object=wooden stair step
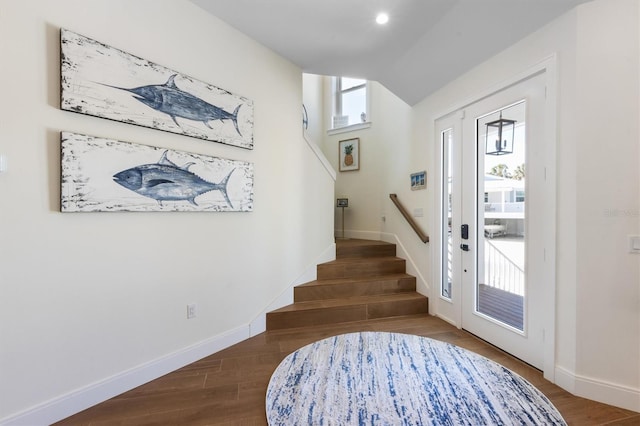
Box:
[294,274,416,302]
[317,256,406,280]
[265,239,428,332]
[335,239,397,258]
[266,293,428,330]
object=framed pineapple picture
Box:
[339,138,360,172]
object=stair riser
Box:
[368,297,428,320]
[294,277,416,302]
[337,244,396,258]
[266,298,428,331]
[265,240,429,332]
[267,305,367,330]
[317,259,406,280]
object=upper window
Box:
[332,77,369,129]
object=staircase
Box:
[266,239,429,330]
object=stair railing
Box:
[389,194,429,243]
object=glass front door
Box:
[436,70,551,370]
[475,101,526,331]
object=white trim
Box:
[303,130,336,181]
[338,229,382,241]
[430,54,558,379]
[327,121,371,136]
[329,78,371,135]
[3,241,337,426]
[249,242,336,335]
[435,312,460,329]
[539,56,558,383]
[433,55,557,122]
[432,112,464,328]
[555,366,640,413]
[379,232,430,296]
[1,326,250,426]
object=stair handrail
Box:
[389,194,429,243]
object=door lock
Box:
[460,244,470,251]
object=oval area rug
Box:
[266,332,566,425]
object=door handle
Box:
[460,244,469,251]
[461,224,469,239]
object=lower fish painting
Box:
[61,132,254,212]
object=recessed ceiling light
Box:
[376,12,389,25]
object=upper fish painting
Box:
[60,29,254,149]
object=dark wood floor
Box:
[56,314,639,425]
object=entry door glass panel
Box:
[475,101,526,331]
[441,128,453,300]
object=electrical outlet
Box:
[187,304,197,319]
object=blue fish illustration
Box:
[102,74,243,136]
[113,151,235,208]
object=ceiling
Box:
[190,0,591,105]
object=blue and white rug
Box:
[266,332,566,425]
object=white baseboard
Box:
[249,241,336,335]
[379,232,431,296]
[3,242,337,426]
[1,326,250,426]
[555,365,640,412]
[336,229,382,241]
[434,313,459,328]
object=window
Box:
[332,77,369,130]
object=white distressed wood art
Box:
[61,132,254,212]
[61,29,254,149]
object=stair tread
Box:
[323,256,402,264]
[269,292,427,313]
[335,239,395,248]
[298,273,414,287]
[266,239,428,331]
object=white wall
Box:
[0,0,335,423]
[302,73,325,145]
[323,81,416,239]
[572,0,640,408]
[309,0,639,413]
[408,0,639,412]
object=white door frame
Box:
[431,55,557,381]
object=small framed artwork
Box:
[339,138,360,172]
[411,171,426,190]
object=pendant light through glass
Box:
[485,111,516,155]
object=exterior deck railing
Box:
[484,240,524,296]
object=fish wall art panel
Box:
[61,132,254,212]
[60,29,254,149]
